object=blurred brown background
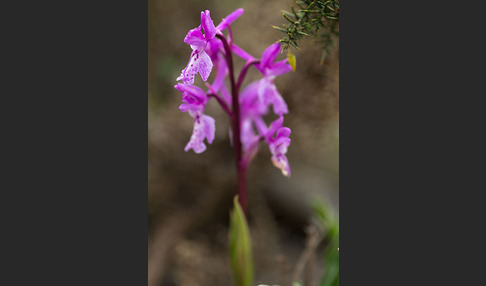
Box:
[148,0,339,285]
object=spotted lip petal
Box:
[196,49,213,81]
[184,114,215,154]
[177,49,213,84]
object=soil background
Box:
[148,0,339,285]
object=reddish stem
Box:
[208,92,233,118]
[236,59,260,93]
[216,33,247,216]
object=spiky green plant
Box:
[274,0,339,64]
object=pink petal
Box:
[201,115,215,144]
[276,127,291,139]
[257,77,288,114]
[185,119,207,153]
[271,91,289,115]
[241,119,256,152]
[184,27,205,46]
[216,8,244,31]
[239,80,259,106]
[254,116,268,137]
[232,44,254,61]
[201,10,217,40]
[273,137,290,154]
[257,77,273,106]
[206,38,223,61]
[271,154,291,177]
[260,43,281,70]
[211,53,227,92]
[266,116,284,140]
[268,60,292,76]
[184,114,215,154]
[177,49,213,84]
[174,83,208,103]
[197,50,213,82]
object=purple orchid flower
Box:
[206,8,245,61]
[264,115,291,177]
[238,82,291,177]
[255,43,293,115]
[239,81,268,117]
[250,115,291,177]
[176,11,216,85]
[238,81,266,163]
[174,83,216,154]
[232,42,292,115]
[177,9,244,85]
[185,114,215,154]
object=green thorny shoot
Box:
[274,0,339,64]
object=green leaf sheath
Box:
[229,196,254,286]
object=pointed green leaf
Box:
[273,25,289,33]
[283,13,296,24]
[282,10,296,19]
